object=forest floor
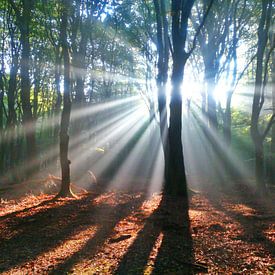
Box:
[0,183,274,274]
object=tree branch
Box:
[187,0,215,57]
[233,53,257,91]
[7,0,21,22]
[168,35,174,56]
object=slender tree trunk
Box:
[0,92,3,131]
[33,63,40,120]
[250,0,272,193]
[270,44,275,184]
[223,23,238,145]
[58,0,75,198]
[8,57,19,173]
[54,50,62,138]
[0,92,4,172]
[255,140,264,185]
[224,91,233,145]
[201,89,206,114]
[205,61,218,129]
[7,56,18,128]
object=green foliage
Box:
[231,109,253,161]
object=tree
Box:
[8,0,36,162]
[250,0,274,193]
[222,0,252,145]
[58,0,74,197]
[271,37,275,184]
[152,0,213,196]
[193,0,235,129]
[163,0,195,196]
[153,0,169,188]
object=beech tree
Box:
[153,0,213,196]
[271,41,275,184]
[250,0,274,193]
[58,0,74,197]
[8,0,36,161]
[153,0,169,188]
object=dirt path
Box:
[0,186,274,274]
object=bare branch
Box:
[168,35,174,56]
[233,53,257,91]
[187,0,215,57]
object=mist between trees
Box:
[0,0,274,198]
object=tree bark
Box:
[204,60,218,129]
[270,38,275,184]
[167,59,187,196]
[153,0,170,188]
[19,0,36,162]
[224,91,233,145]
[165,0,195,197]
[58,0,75,198]
[54,49,62,138]
[250,0,272,193]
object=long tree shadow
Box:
[0,192,146,273]
[48,192,146,274]
[114,194,200,275]
[206,190,275,258]
[0,195,57,221]
[0,194,98,273]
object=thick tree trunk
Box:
[167,68,187,197]
[58,0,75,198]
[153,0,170,189]
[163,0,195,197]
[20,0,36,161]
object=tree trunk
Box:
[270,42,275,184]
[250,0,272,193]
[0,92,3,131]
[58,0,75,198]
[167,62,187,196]
[7,54,18,128]
[201,89,206,114]
[0,92,4,172]
[205,61,218,129]
[153,0,170,189]
[54,50,62,138]
[165,0,195,197]
[255,139,264,192]
[224,91,233,145]
[20,0,36,162]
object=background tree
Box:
[250,0,274,193]
[58,0,73,197]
